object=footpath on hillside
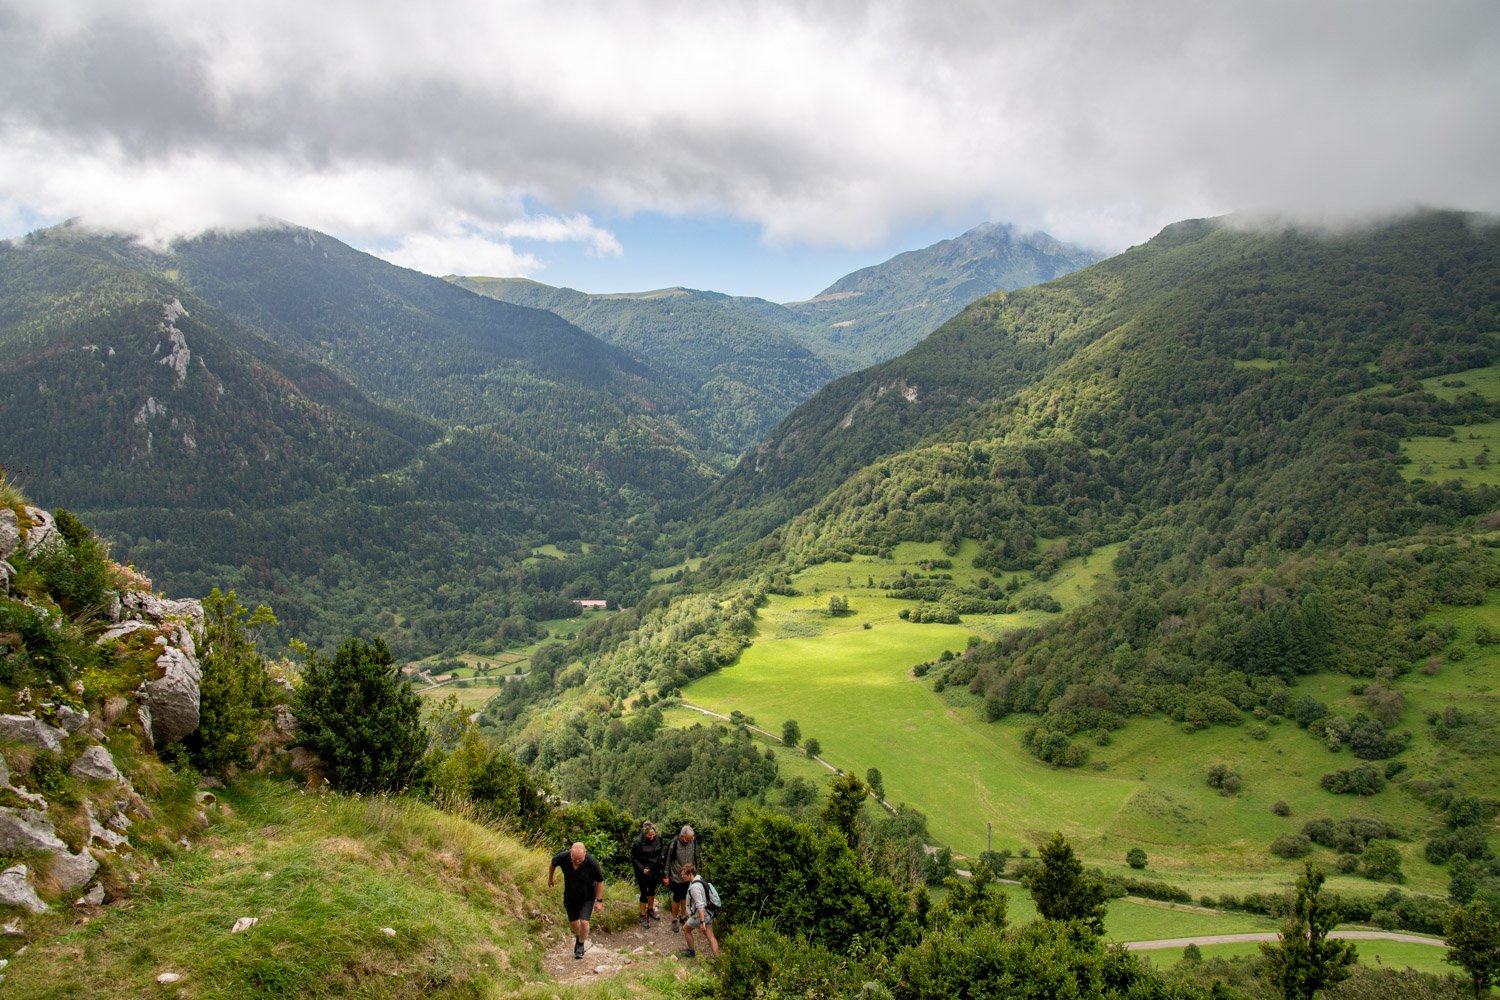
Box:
[540,908,707,987]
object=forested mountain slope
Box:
[688,212,1500,548]
[453,222,1100,458]
[449,277,836,456]
[0,223,712,654]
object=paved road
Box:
[1122,930,1445,951]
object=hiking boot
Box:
[678,947,696,959]
[639,916,650,929]
[648,908,660,922]
[671,918,680,932]
[574,939,585,959]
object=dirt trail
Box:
[540,909,706,986]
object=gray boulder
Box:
[69,745,124,783]
[49,849,99,894]
[0,808,68,854]
[18,507,60,557]
[55,704,90,734]
[0,715,66,753]
[0,865,46,914]
[0,508,17,560]
[138,644,202,747]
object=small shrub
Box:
[1126,847,1148,870]
[1273,800,1292,817]
[1271,834,1313,859]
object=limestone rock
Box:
[138,644,202,747]
[0,752,8,787]
[0,557,12,595]
[88,809,129,851]
[0,714,67,752]
[0,508,17,560]
[18,507,60,557]
[0,865,45,914]
[69,745,123,783]
[157,972,182,984]
[55,704,90,734]
[119,591,204,631]
[0,807,68,854]
[76,882,106,907]
[50,849,99,893]
[231,916,259,933]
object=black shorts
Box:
[670,880,691,902]
[635,870,659,901]
[565,897,596,922]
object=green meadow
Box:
[1400,363,1500,489]
[681,534,1500,902]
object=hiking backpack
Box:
[702,879,722,915]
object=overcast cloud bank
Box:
[1,0,1496,292]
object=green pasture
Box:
[681,530,1500,899]
[1400,363,1500,489]
[417,683,503,709]
[683,538,1130,855]
[651,556,706,582]
[523,541,592,565]
[1141,938,1455,981]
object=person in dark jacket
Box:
[631,821,666,926]
[663,825,702,931]
[548,841,605,959]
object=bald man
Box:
[548,841,605,959]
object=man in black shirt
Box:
[548,841,605,959]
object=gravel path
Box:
[1122,930,1446,951]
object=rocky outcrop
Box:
[0,865,46,914]
[138,642,202,747]
[0,807,69,854]
[0,714,67,753]
[69,745,124,783]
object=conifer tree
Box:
[1029,831,1107,933]
[1259,862,1356,999]
[294,637,428,793]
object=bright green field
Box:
[1140,939,1455,981]
[682,534,1500,900]
[1401,363,1500,489]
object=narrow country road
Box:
[1122,930,1445,951]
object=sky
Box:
[1,1,1497,303]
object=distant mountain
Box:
[449,278,834,457]
[0,222,716,654]
[785,222,1103,368]
[452,222,1101,456]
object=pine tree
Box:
[1029,831,1107,933]
[1259,862,1357,999]
[294,637,428,793]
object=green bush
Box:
[293,637,428,793]
[182,589,278,776]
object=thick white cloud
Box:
[1,0,1496,272]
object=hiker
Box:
[631,820,666,926]
[664,825,702,931]
[548,841,604,960]
[679,863,720,959]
